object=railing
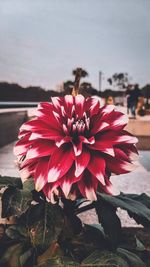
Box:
[0,101,39,108]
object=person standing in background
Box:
[128,84,141,118]
[126,84,133,115]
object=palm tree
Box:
[72,67,88,96]
[72,68,88,78]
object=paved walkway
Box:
[0,142,150,226]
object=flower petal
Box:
[56,136,72,148]
[20,166,35,182]
[78,171,98,201]
[19,160,37,182]
[106,154,136,175]
[91,130,138,154]
[64,95,74,118]
[35,158,49,191]
[91,121,109,135]
[116,130,138,144]
[75,149,90,177]
[90,139,115,156]
[43,183,59,204]
[88,153,106,185]
[72,141,83,156]
[26,140,56,159]
[124,144,139,161]
[29,128,64,141]
[98,179,114,195]
[18,130,30,139]
[48,146,74,182]
[60,167,81,197]
[100,105,115,114]
[75,94,85,118]
[20,119,49,132]
[51,96,62,112]
[14,133,32,156]
[108,111,128,129]
[86,97,100,117]
[79,136,95,145]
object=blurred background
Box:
[0,1,150,224]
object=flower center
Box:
[72,119,85,134]
[66,112,90,139]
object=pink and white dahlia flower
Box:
[14,95,138,202]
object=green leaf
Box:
[97,193,150,227]
[0,175,22,189]
[81,250,129,267]
[85,224,105,237]
[25,202,64,228]
[117,248,147,267]
[62,198,82,235]
[30,220,53,250]
[1,186,32,218]
[6,225,29,242]
[20,248,34,266]
[84,224,107,249]
[24,203,45,227]
[0,243,24,267]
[119,193,150,227]
[23,178,35,192]
[75,198,88,208]
[63,224,107,262]
[120,193,150,209]
[28,203,64,250]
[135,237,145,251]
[95,199,122,249]
[35,256,80,267]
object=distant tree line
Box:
[0,75,150,107]
[0,82,61,102]
[63,68,150,109]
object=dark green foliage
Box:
[1,186,32,218]
[62,198,82,235]
[6,225,29,242]
[29,203,64,250]
[95,199,122,249]
[81,249,147,267]
[0,175,22,189]
[35,256,80,267]
[81,250,129,267]
[97,192,150,227]
[121,193,150,209]
[0,243,24,267]
[66,224,107,262]
[117,248,147,267]
[23,179,35,192]
[0,176,150,266]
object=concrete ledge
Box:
[0,111,27,147]
[136,136,150,150]
[125,119,150,150]
[125,119,150,136]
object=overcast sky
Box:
[0,0,150,90]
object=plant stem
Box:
[42,202,47,244]
[72,68,83,96]
[75,202,95,215]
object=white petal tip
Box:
[35,183,42,192]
